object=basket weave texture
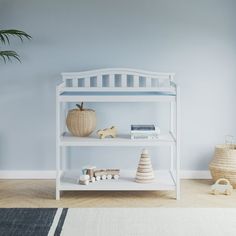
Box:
[209,144,236,188]
[66,109,96,137]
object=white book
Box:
[131,126,160,135]
[131,134,159,140]
[131,124,155,131]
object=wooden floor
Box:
[0,179,235,208]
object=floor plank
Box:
[0,180,235,208]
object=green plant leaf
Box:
[0,50,21,63]
[0,29,32,44]
[0,29,31,63]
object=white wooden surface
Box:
[176,85,181,200]
[56,68,179,200]
[60,170,175,191]
[60,132,175,147]
[59,93,175,102]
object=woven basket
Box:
[66,109,96,137]
[209,144,236,188]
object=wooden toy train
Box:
[79,167,120,185]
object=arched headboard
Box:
[61,68,175,92]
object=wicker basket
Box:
[209,144,236,188]
[66,108,96,137]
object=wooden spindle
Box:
[97,75,102,87]
[84,77,90,88]
[72,78,78,87]
[121,74,127,87]
[152,78,159,87]
[133,75,139,87]
[110,74,115,87]
[146,77,152,87]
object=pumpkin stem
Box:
[76,102,84,111]
[80,102,84,110]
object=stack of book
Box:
[131,125,160,140]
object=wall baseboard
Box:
[0,171,56,179]
[180,170,211,179]
[0,170,212,180]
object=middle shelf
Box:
[60,132,176,147]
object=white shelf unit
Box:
[56,68,180,200]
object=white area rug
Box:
[51,208,236,236]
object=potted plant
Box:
[0,29,31,63]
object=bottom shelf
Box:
[59,170,176,191]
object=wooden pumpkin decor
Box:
[66,102,96,137]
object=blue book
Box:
[131,125,155,131]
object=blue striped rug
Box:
[0,208,67,236]
[1,208,236,235]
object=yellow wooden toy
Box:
[97,126,117,139]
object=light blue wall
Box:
[0,0,236,171]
